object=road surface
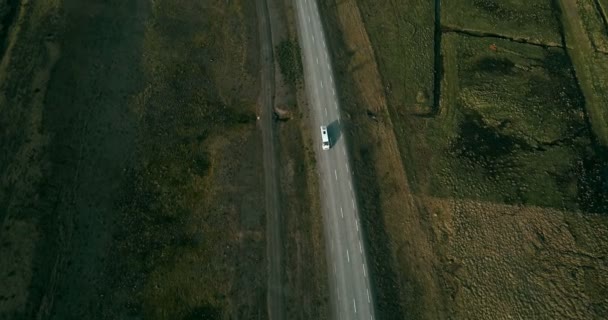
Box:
[294,0,376,319]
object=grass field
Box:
[442,0,562,44]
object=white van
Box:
[320,126,330,150]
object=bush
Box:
[276,39,303,86]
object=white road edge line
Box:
[335,169,338,180]
[346,249,350,262]
[353,299,357,314]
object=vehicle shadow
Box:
[327,119,342,148]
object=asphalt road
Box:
[294,1,376,319]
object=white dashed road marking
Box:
[359,240,363,253]
[316,57,319,64]
[346,249,350,262]
[353,299,357,314]
[312,35,314,42]
[363,263,367,277]
[356,220,359,231]
[340,207,344,218]
[352,198,355,208]
[335,170,338,180]
[367,289,370,303]
[321,80,323,88]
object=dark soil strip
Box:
[0,0,19,60]
[432,0,442,116]
[443,25,565,49]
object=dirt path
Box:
[255,0,285,319]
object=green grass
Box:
[434,33,607,212]
[442,0,562,44]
